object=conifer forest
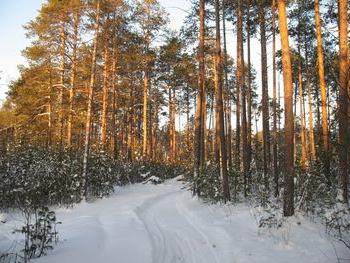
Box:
[0,0,349,262]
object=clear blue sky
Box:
[0,0,192,101]
[0,0,44,100]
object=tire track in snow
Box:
[135,185,219,263]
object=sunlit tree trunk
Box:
[67,9,80,148]
[235,0,243,170]
[169,89,176,162]
[272,0,278,197]
[215,0,230,202]
[111,36,118,159]
[246,0,252,176]
[142,35,150,159]
[194,0,206,195]
[222,0,232,170]
[58,19,67,150]
[258,1,271,189]
[298,56,307,169]
[101,18,110,148]
[48,64,53,149]
[314,0,330,174]
[278,0,295,216]
[82,0,100,194]
[338,0,348,205]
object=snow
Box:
[1,178,349,263]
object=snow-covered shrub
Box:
[324,205,350,250]
[86,152,117,200]
[294,161,335,214]
[0,253,23,263]
[195,165,222,202]
[14,207,60,261]
[0,147,83,209]
[0,147,187,210]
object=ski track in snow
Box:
[1,178,349,263]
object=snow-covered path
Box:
[1,178,349,262]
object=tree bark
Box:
[82,0,100,194]
[272,0,278,197]
[314,0,330,175]
[58,18,67,150]
[338,0,348,205]
[222,0,232,170]
[67,9,79,148]
[298,56,308,169]
[235,0,243,171]
[278,0,295,216]
[194,0,206,195]
[258,1,271,189]
[246,0,252,178]
[215,0,230,202]
[101,17,110,148]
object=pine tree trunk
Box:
[278,0,295,217]
[48,66,53,148]
[314,0,330,175]
[298,58,308,169]
[258,1,271,189]
[222,0,232,170]
[215,0,230,202]
[338,0,349,205]
[246,0,252,177]
[235,0,243,170]
[82,0,100,194]
[101,19,110,148]
[67,10,79,148]
[111,37,118,159]
[58,19,67,150]
[272,0,278,197]
[142,71,149,158]
[193,0,206,195]
[169,89,176,162]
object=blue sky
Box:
[0,0,192,100]
[0,0,44,99]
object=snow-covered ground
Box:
[1,178,349,263]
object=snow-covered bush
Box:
[324,205,350,250]
[14,207,60,262]
[0,147,187,210]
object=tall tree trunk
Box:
[67,9,79,148]
[82,0,100,194]
[222,0,232,170]
[112,36,118,159]
[307,80,316,161]
[240,1,248,196]
[235,0,243,170]
[272,0,278,197]
[215,0,230,202]
[142,68,149,157]
[246,0,252,177]
[298,56,308,169]
[304,39,316,162]
[194,0,206,195]
[101,18,110,148]
[169,89,176,162]
[314,0,330,175]
[278,0,295,216]
[338,0,348,205]
[58,19,67,150]
[48,65,53,149]
[258,1,271,189]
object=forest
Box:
[0,0,349,262]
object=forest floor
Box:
[1,177,349,263]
